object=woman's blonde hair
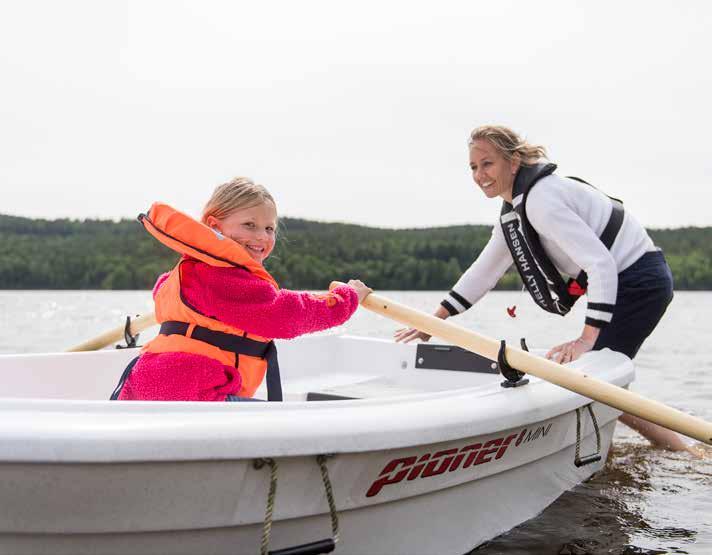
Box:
[469,125,548,166]
[201,177,276,224]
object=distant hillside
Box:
[0,213,710,290]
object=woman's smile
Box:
[469,139,519,202]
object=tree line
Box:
[1,213,710,290]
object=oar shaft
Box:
[66,312,157,352]
[361,292,712,445]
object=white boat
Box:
[0,335,633,555]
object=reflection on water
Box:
[1,290,711,554]
[473,442,708,554]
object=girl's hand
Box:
[546,336,595,364]
[394,327,431,343]
[347,279,372,303]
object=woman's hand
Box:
[546,325,600,364]
[347,279,372,303]
[394,305,451,343]
[394,327,431,343]
[546,336,595,364]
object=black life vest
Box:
[500,162,624,316]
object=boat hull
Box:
[0,337,632,554]
[0,414,617,555]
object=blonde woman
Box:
[396,125,689,451]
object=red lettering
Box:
[495,433,519,460]
[460,443,484,469]
[448,443,477,472]
[365,430,526,497]
[366,456,416,498]
[473,438,503,465]
[407,454,431,481]
[421,449,459,477]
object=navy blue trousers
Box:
[593,250,674,359]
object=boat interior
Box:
[0,336,512,402]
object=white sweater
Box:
[442,173,656,327]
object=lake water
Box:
[1,290,710,554]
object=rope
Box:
[575,407,582,461]
[255,458,278,555]
[317,454,340,545]
[575,404,602,464]
[255,455,340,554]
[588,403,601,454]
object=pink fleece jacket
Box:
[118,259,359,401]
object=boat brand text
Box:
[366,425,551,497]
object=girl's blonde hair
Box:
[201,177,276,224]
[469,125,548,166]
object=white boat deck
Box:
[276,335,507,401]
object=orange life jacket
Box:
[139,202,282,400]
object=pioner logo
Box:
[366,425,549,498]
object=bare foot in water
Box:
[619,413,703,457]
[684,442,709,459]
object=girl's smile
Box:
[205,201,277,264]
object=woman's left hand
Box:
[545,336,595,364]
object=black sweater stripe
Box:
[587,302,615,313]
[449,290,472,309]
[585,316,610,329]
[440,300,460,317]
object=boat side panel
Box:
[0,403,618,534]
[0,421,616,555]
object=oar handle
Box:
[334,282,712,445]
[66,312,157,352]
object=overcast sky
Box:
[1,1,710,229]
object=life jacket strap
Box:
[109,356,140,400]
[565,199,625,298]
[501,167,626,316]
[159,321,283,401]
[160,321,269,357]
[599,199,624,250]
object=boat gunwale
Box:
[0,349,633,462]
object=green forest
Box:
[1,213,710,290]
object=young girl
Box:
[116,177,370,402]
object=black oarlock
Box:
[498,339,530,388]
[115,315,140,349]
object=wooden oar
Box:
[336,284,712,445]
[66,312,157,352]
